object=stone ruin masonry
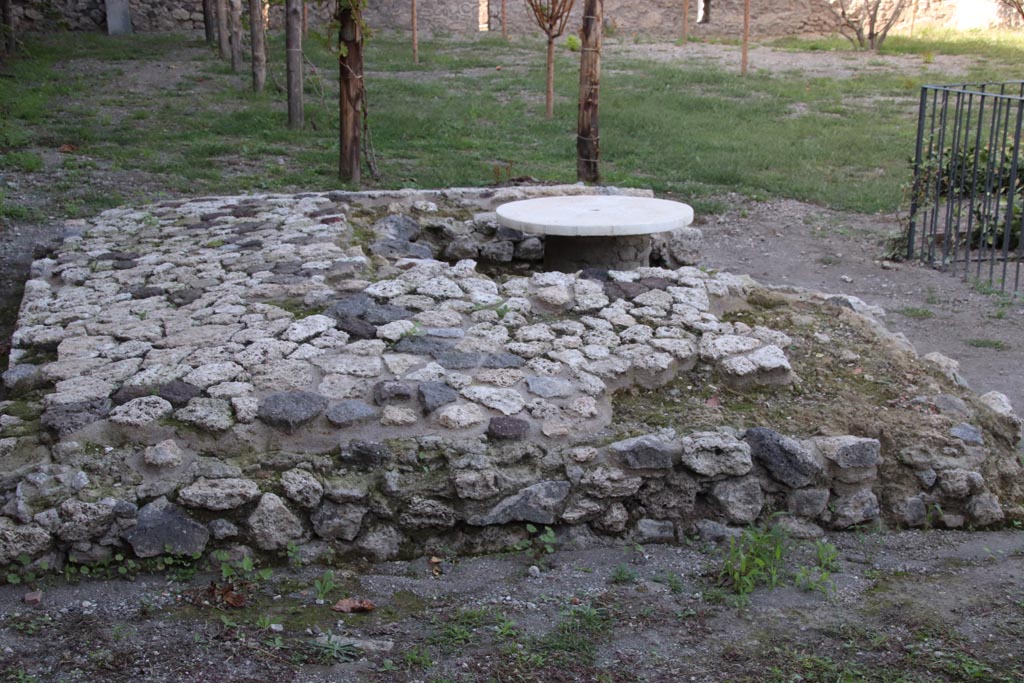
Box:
[1,185,1022,571]
[10,0,1018,40]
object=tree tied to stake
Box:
[286,0,303,128]
[525,0,576,119]
[576,0,601,182]
[826,0,910,51]
[338,0,378,184]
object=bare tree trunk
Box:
[229,0,243,72]
[202,0,216,45]
[412,0,419,64]
[1,0,14,57]
[249,0,267,91]
[681,0,688,44]
[286,0,304,128]
[216,0,230,59]
[576,0,601,183]
[741,0,750,75]
[501,0,507,39]
[339,5,364,184]
[545,36,555,119]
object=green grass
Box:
[0,28,1022,221]
[897,306,935,319]
[965,338,1009,350]
[0,151,43,172]
[770,27,1024,66]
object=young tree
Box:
[1000,0,1024,22]
[525,0,575,119]
[216,0,230,60]
[338,0,365,183]
[826,0,910,51]
[202,0,216,45]
[286,0,303,128]
[229,0,243,72]
[577,0,601,182]
[250,0,267,92]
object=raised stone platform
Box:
[496,196,694,272]
[0,186,1021,570]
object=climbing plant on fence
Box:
[908,81,1024,291]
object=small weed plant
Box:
[609,563,639,585]
[814,539,840,572]
[510,523,558,561]
[313,570,336,601]
[214,551,274,585]
[719,524,788,601]
[794,565,835,596]
[402,644,433,670]
[653,571,685,594]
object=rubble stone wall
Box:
[10,0,1020,38]
[1,185,1022,573]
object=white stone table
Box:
[496,195,694,272]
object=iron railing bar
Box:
[965,91,987,274]
[1001,102,1024,292]
[953,92,977,273]
[988,95,1013,287]
[941,90,967,271]
[907,86,930,260]
[978,94,1004,282]
[932,89,951,269]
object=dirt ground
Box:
[2,38,1024,683]
[697,196,1024,414]
[1,530,1023,682]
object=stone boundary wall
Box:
[10,0,1020,39]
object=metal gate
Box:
[907,81,1024,292]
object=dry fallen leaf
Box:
[429,556,443,578]
[223,591,247,608]
[705,396,721,407]
[58,144,77,153]
[331,597,375,613]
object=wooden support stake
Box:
[681,0,688,45]
[286,0,304,129]
[741,0,750,75]
[501,0,507,39]
[216,0,230,60]
[339,5,364,184]
[576,0,602,183]
[412,0,419,64]
[545,36,555,119]
[229,0,243,72]
[250,0,267,92]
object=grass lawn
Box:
[1,27,1023,220]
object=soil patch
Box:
[697,196,1024,412]
[2,530,1023,682]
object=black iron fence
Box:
[907,81,1024,292]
